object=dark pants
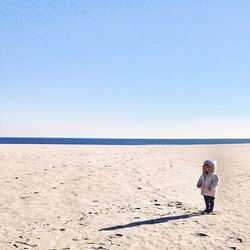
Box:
[203,195,215,212]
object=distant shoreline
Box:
[1,137,250,145]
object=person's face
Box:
[204,163,213,173]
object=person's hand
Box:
[208,186,212,191]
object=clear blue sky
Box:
[1,0,250,138]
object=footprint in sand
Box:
[167,201,183,208]
[227,236,243,243]
[96,246,108,250]
[49,248,70,250]
[134,207,141,210]
[51,228,66,231]
[12,237,37,248]
[196,233,209,237]
[154,203,161,206]
[115,233,123,237]
[109,233,123,239]
[79,213,86,221]
[175,201,183,208]
[20,195,30,199]
[72,237,81,241]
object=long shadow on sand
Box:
[100,213,202,231]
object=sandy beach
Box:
[0,144,250,250]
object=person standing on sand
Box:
[197,160,220,214]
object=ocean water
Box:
[0,137,250,145]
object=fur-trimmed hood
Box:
[202,160,217,174]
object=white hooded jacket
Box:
[197,160,220,197]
